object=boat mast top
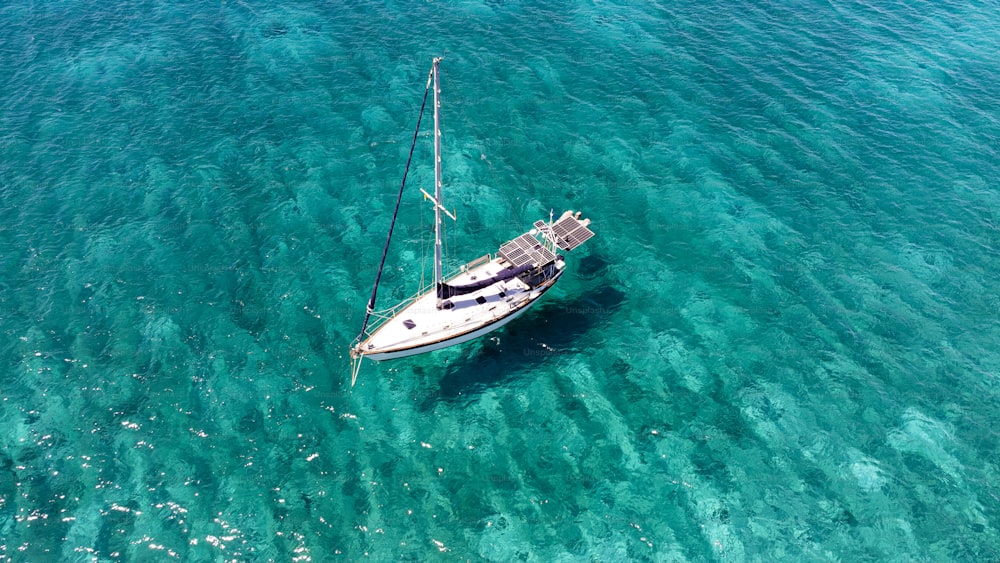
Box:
[432,57,444,308]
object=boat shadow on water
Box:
[418,283,625,407]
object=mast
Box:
[432,57,444,308]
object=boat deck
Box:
[356,256,562,360]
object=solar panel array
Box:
[499,233,557,268]
[534,214,595,251]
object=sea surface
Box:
[2,0,999,560]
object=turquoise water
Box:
[2,0,999,559]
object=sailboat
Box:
[350,57,595,384]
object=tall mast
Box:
[432,57,444,308]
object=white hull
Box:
[353,258,562,362]
[362,284,549,361]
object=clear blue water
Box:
[2,0,999,560]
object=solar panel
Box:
[535,214,595,251]
[499,233,557,267]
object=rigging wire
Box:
[354,65,435,344]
